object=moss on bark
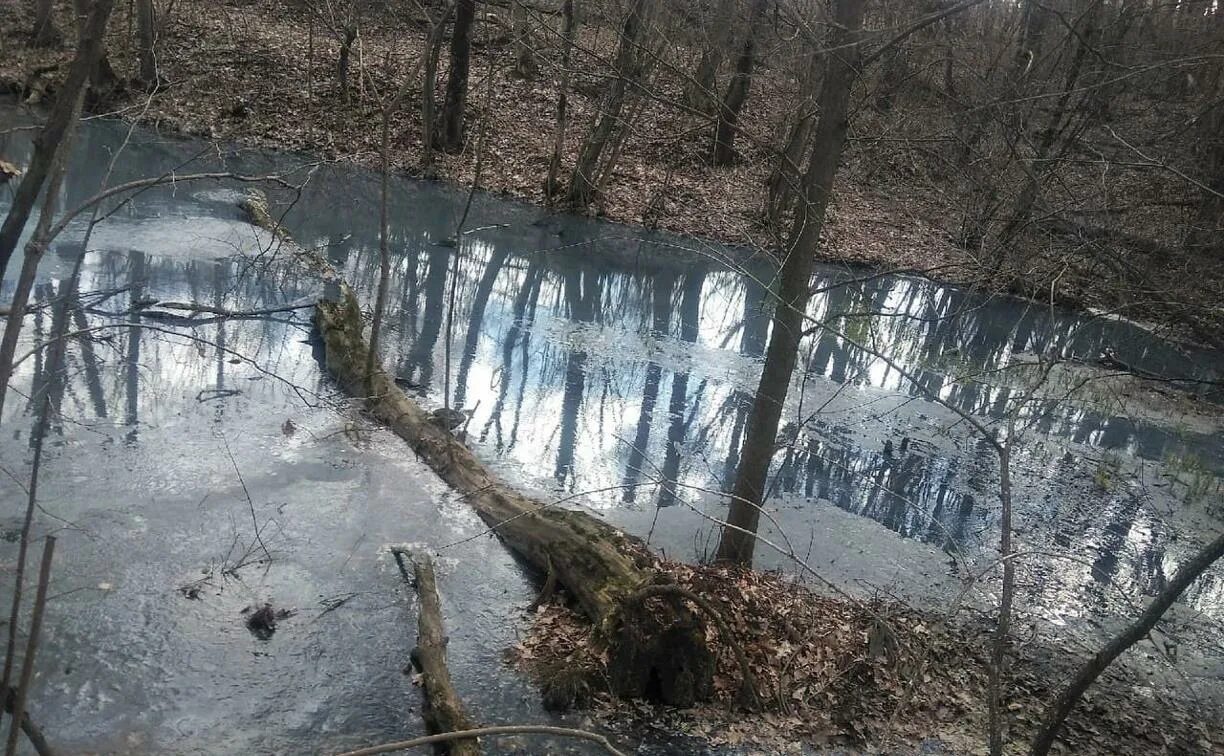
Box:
[240,189,714,706]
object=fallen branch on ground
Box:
[333,725,627,756]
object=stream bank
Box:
[2,0,1222,345]
[0,104,1222,753]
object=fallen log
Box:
[239,190,715,706]
[403,553,479,756]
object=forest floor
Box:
[2,0,1222,348]
[513,559,1222,755]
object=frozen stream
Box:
[1,107,1222,753]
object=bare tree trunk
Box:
[337,24,358,104]
[711,0,766,166]
[715,0,867,566]
[595,80,650,198]
[421,4,455,175]
[72,0,120,99]
[135,0,157,87]
[440,0,476,152]
[0,0,115,281]
[999,1,1101,245]
[1187,100,1224,253]
[0,122,78,423]
[31,0,63,47]
[766,51,822,226]
[0,687,53,756]
[565,0,651,209]
[1031,531,1224,756]
[3,538,54,756]
[684,0,732,113]
[512,0,537,79]
[687,47,720,114]
[544,0,577,201]
[988,440,1015,756]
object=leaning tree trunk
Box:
[565,0,651,209]
[0,0,115,281]
[0,139,73,428]
[239,191,716,707]
[715,0,867,566]
[1030,531,1224,755]
[31,0,63,47]
[999,1,1100,248]
[766,50,822,227]
[440,0,477,152]
[711,0,766,166]
[135,0,157,87]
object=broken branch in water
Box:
[198,389,242,403]
[332,725,628,756]
[243,188,717,706]
[135,298,315,322]
[221,435,272,565]
[46,170,319,245]
[405,553,478,756]
[8,322,329,408]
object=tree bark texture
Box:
[71,0,120,98]
[715,0,867,566]
[711,0,766,166]
[565,0,651,208]
[512,0,538,79]
[544,0,577,200]
[337,24,358,103]
[1,686,54,756]
[135,0,157,86]
[684,0,733,113]
[31,0,63,47]
[441,0,477,152]
[421,4,455,174]
[766,51,822,224]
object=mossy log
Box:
[239,190,714,706]
[409,554,479,756]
